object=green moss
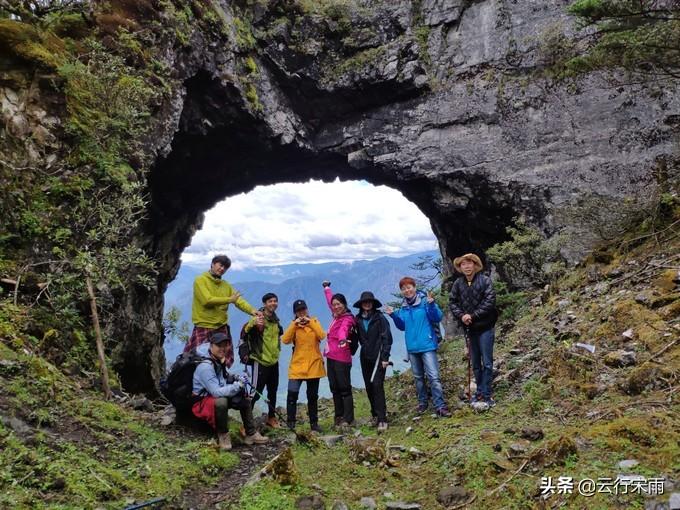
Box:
[0,19,65,68]
[0,343,239,508]
[325,43,389,82]
[57,41,156,179]
[413,24,431,69]
[244,82,263,111]
[234,16,256,51]
[238,479,300,509]
[244,55,259,75]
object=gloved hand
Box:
[322,280,331,288]
[233,379,245,390]
[235,372,250,386]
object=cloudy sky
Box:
[182,179,438,269]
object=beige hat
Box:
[453,253,483,273]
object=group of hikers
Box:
[177,252,497,450]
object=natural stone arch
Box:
[109,1,679,394]
[121,69,550,394]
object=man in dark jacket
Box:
[449,253,498,408]
[353,291,393,432]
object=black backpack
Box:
[161,349,216,412]
[237,321,283,365]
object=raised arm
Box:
[426,301,443,323]
[386,307,405,331]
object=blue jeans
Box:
[409,350,446,410]
[469,328,495,399]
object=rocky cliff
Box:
[1,0,678,393]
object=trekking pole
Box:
[464,326,472,401]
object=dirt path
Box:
[176,432,291,509]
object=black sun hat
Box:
[352,291,382,309]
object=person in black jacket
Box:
[353,291,393,432]
[449,253,498,407]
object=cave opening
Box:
[162,178,442,402]
[115,70,538,394]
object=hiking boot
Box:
[265,416,279,429]
[336,421,351,433]
[484,398,496,408]
[377,422,388,433]
[415,403,428,415]
[244,431,270,445]
[310,423,322,433]
[371,416,379,427]
[217,432,232,451]
[436,406,452,418]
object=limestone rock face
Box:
[13,0,674,393]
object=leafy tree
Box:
[163,305,190,344]
[566,0,680,78]
[0,0,85,21]
[486,218,565,290]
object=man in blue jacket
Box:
[192,332,270,450]
[385,277,451,417]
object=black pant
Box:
[250,361,279,418]
[214,396,256,435]
[327,358,353,424]
[360,356,387,422]
[287,378,320,426]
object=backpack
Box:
[431,321,444,344]
[160,349,216,412]
[238,320,284,365]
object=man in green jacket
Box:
[245,292,282,428]
[183,255,260,370]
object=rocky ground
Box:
[1,215,679,509]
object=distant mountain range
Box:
[163,250,442,403]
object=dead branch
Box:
[643,338,679,364]
[448,494,477,509]
[487,458,531,497]
[86,275,111,400]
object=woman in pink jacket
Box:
[322,280,357,427]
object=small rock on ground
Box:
[296,495,325,510]
[437,486,469,507]
[385,503,421,510]
[520,427,544,441]
[331,502,349,510]
[604,350,637,367]
[319,435,344,447]
[617,459,639,469]
[669,492,680,510]
[360,496,377,509]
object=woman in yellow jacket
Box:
[282,299,326,432]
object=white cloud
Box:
[182,179,437,268]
